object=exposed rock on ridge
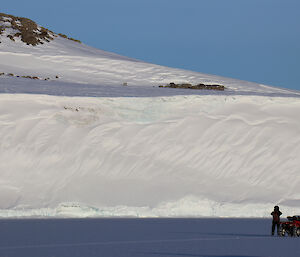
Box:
[0,13,81,46]
[0,13,55,45]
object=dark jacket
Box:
[271,210,282,223]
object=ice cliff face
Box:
[0,13,300,218]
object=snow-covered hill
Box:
[1,13,300,218]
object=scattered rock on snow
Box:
[160,82,225,91]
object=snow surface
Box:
[1,34,299,97]
[1,30,300,218]
[1,218,299,257]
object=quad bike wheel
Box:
[279,228,286,237]
[295,227,300,237]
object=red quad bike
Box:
[280,216,300,237]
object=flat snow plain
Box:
[0,218,299,257]
[1,34,300,218]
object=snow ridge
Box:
[0,94,300,217]
[1,13,300,218]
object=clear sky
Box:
[2,0,300,90]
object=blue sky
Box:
[2,0,300,90]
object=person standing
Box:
[271,205,282,236]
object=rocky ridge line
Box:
[0,13,81,46]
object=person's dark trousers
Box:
[272,221,280,235]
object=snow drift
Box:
[1,13,300,217]
[1,94,300,217]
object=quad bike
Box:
[279,216,300,237]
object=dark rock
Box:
[0,13,81,46]
[162,82,225,91]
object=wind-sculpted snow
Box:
[1,22,300,217]
[0,94,300,217]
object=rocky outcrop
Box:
[0,13,55,45]
[0,13,81,46]
[159,82,225,91]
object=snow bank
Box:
[2,198,300,218]
[1,24,300,218]
[0,94,299,217]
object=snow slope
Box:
[1,32,299,98]
[1,20,300,218]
